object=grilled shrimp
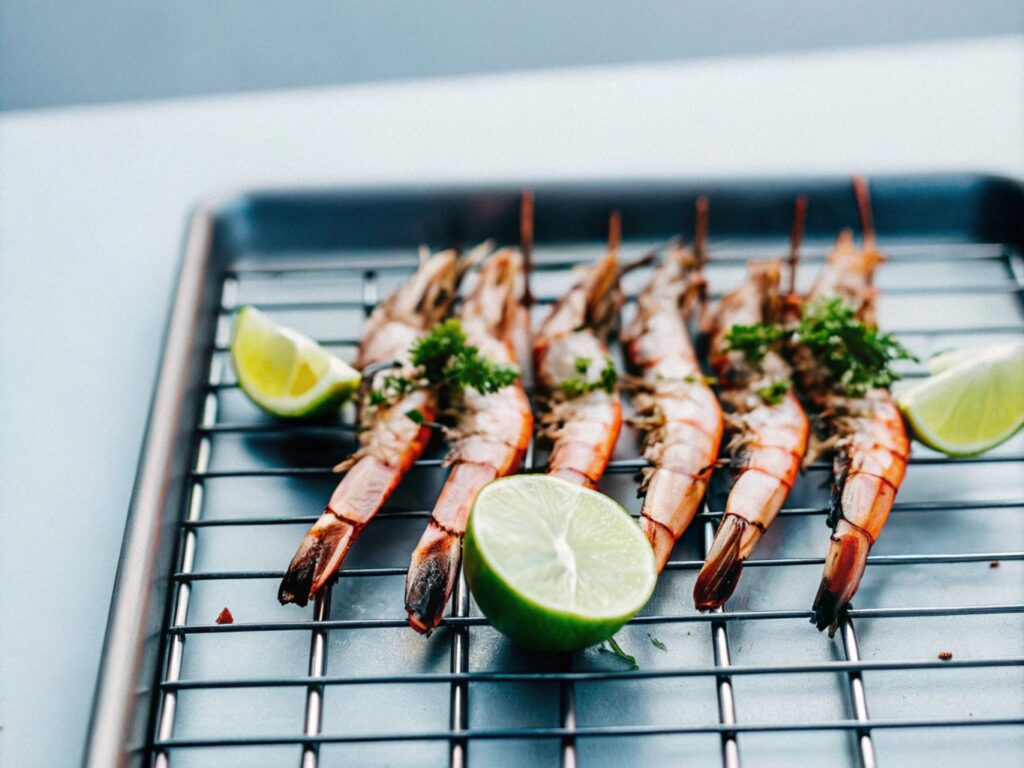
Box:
[534,231,625,488]
[278,249,468,606]
[622,242,724,571]
[798,205,910,630]
[405,250,533,633]
[693,260,809,608]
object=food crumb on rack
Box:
[216,607,234,625]
[938,651,953,661]
[990,560,1000,568]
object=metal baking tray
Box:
[84,176,1024,768]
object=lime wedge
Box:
[898,341,1024,456]
[464,475,656,651]
[230,306,360,418]
[927,347,985,376]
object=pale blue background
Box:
[1,0,1021,110]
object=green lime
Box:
[927,347,984,376]
[898,341,1024,457]
[464,475,656,652]
[230,306,360,418]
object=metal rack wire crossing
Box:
[151,240,1024,767]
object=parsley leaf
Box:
[410,318,467,384]
[559,356,617,399]
[723,323,784,363]
[444,346,520,394]
[404,408,425,425]
[599,357,618,393]
[648,633,668,652]
[756,379,791,405]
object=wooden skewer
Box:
[694,196,709,269]
[787,195,808,298]
[608,210,622,257]
[520,190,535,308]
[853,174,876,250]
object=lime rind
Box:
[898,341,1024,457]
[231,306,360,418]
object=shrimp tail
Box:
[278,513,358,606]
[693,514,747,610]
[811,524,871,631]
[405,521,462,635]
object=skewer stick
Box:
[694,196,709,269]
[608,210,622,257]
[787,195,808,298]
[520,190,535,308]
[852,175,876,250]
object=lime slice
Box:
[928,347,985,376]
[464,475,656,651]
[898,341,1024,456]
[230,306,360,418]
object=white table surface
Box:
[1,35,1022,767]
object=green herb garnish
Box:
[560,356,618,399]
[444,344,520,394]
[370,319,520,408]
[723,322,784,363]
[796,297,916,396]
[756,379,791,405]
[405,408,425,425]
[410,318,469,383]
[370,372,416,406]
[648,633,668,652]
[599,357,618,393]
[599,636,639,670]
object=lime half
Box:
[230,306,360,418]
[898,341,1024,456]
[464,475,656,652]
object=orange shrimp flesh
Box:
[797,231,911,631]
[535,247,624,487]
[622,243,724,571]
[278,249,465,607]
[693,260,809,608]
[405,250,534,633]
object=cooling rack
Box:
[84,178,1024,768]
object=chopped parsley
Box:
[560,356,618,399]
[756,379,791,405]
[722,297,915,398]
[723,322,785,363]
[648,633,668,652]
[796,297,916,396]
[369,319,520,418]
[369,372,416,406]
[404,408,425,425]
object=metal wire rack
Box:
[142,226,1024,767]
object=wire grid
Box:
[152,237,1024,768]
